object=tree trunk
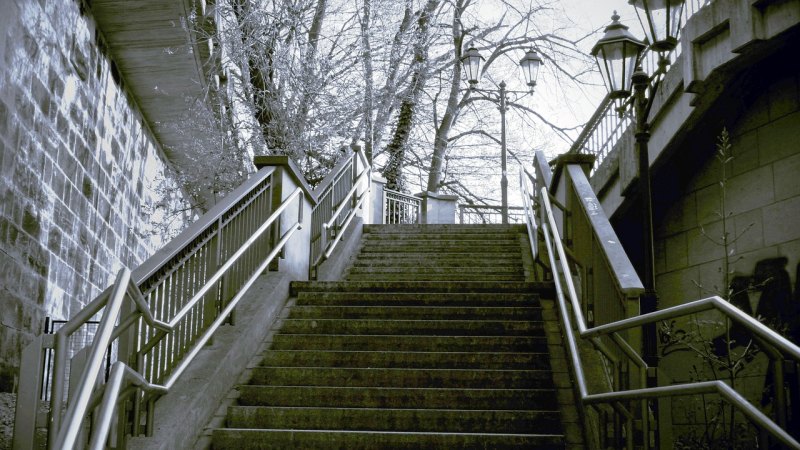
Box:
[425,0,466,193]
[369,2,414,155]
[360,0,374,161]
[382,0,440,191]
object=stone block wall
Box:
[654,70,800,311]
[0,0,188,392]
[653,65,800,445]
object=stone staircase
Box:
[210,224,568,449]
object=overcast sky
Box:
[562,0,639,37]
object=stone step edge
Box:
[227,406,561,413]
[290,281,554,296]
[248,366,554,374]
[214,428,565,438]
[238,385,555,393]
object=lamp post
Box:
[459,47,543,224]
[592,4,685,366]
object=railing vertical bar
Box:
[147,283,159,384]
[181,253,193,360]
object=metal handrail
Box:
[519,171,538,261]
[522,170,800,448]
[323,167,370,230]
[568,0,714,170]
[458,204,525,224]
[309,149,371,275]
[53,187,305,449]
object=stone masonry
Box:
[654,69,800,310]
[0,0,189,393]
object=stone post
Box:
[417,191,459,224]
[370,174,387,224]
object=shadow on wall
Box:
[659,257,800,447]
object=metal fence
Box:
[570,0,714,170]
[40,318,111,402]
[458,205,525,224]
[383,189,422,224]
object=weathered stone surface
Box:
[0,0,190,390]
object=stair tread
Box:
[214,225,565,446]
[212,428,565,450]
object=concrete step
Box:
[278,318,544,336]
[346,266,523,275]
[212,429,566,449]
[345,273,525,282]
[291,281,548,295]
[225,406,561,433]
[248,367,555,389]
[364,224,525,234]
[258,350,551,370]
[287,305,542,320]
[270,334,549,352]
[210,225,567,449]
[363,232,521,241]
[359,243,520,253]
[349,257,523,268]
[236,385,558,410]
[294,291,541,307]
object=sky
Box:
[457,0,645,203]
[562,0,639,35]
[518,0,643,155]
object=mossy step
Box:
[359,244,520,252]
[212,429,566,450]
[363,233,521,241]
[236,385,558,410]
[248,366,554,389]
[258,350,551,370]
[295,291,541,307]
[345,274,525,282]
[225,406,561,433]
[270,334,549,352]
[278,318,544,336]
[346,266,524,275]
[349,258,523,268]
[364,224,525,233]
[287,305,542,320]
[290,281,548,295]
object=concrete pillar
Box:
[371,174,387,224]
[417,191,459,224]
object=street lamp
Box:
[593,8,685,366]
[459,47,543,224]
[629,0,686,52]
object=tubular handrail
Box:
[458,204,525,224]
[132,166,278,284]
[523,170,800,449]
[53,187,305,450]
[323,167,371,230]
[519,170,538,261]
[309,148,371,276]
[323,188,370,260]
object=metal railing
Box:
[522,158,800,449]
[570,0,713,170]
[382,188,422,224]
[309,149,370,278]
[458,204,525,224]
[39,318,109,403]
[14,166,308,449]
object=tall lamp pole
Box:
[460,47,543,224]
[499,81,509,224]
[592,3,686,366]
